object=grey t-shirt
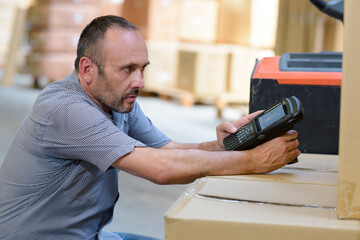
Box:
[0,71,170,239]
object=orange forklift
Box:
[249,0,343,154]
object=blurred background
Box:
[0,0,344,238]
[1,0,343,114]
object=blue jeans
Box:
[112,232,161,240]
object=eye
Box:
[123,66,133,73]
[142,63,150,72]
[124,65,138,73]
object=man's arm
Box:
[159,110,265,152]
[111,130,300,185]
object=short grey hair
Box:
[74,15,138,76]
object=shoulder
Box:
[33,72,104,121]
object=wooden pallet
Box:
[141,87,250,119]
[141,86,195,106]
[215,93,249,118]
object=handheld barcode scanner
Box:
[223,96,304,164]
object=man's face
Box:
[90,28,149,113]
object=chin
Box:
[115,104,134,113]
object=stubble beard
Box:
[92,74,139,113]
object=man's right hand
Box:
[247,130,300,174]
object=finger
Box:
[286,138,299,151]
[283,130,298,141]
[287,148,301,163]
[231,118,249,129]
[219,121,238,134]
[287,129,297,135]
[247,110,263,119]
[232,111,262,128]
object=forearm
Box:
[161,148,254,183]
[113,131,300,185]
[162,140,223,151]
[113,147,254,185]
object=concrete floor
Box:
[0,73,245,239]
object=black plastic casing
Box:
[223,96,304,151]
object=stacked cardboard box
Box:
[26,0,123,83]
[178,0,219,44]
[121,0,180,41]
[144,40,179,89]
[227,45,274,103]
[165,154,360,239]
[179,0,279,48]
[122,0,279,46]
[120,0,278,108]
[145,42,275,106]
[26,0,100,83]
[176,0,279,106]
[177,43,229,100]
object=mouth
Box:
[125,95,137,101]
[123,90,139,102]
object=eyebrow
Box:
[121,61,150,69]
[143,61,150,68]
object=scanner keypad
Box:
[224,122,256,150]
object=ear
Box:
[78,57,95,84]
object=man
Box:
[0,16,300,240]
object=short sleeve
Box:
[41,101,146,172]
[113,102,171,148]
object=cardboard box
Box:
[338,0,360,219]
[227,45,274,103]
[247,0,279,48]
[28,28,80,52]
[99,0,123,16]
[177,43,229,98]
[144,41,179,89]
[121,0,149,37]
[218,153,339,186]
[122,0,180,41]
[27,1,99,29]
[178,0,278,47]
[217,0,251,46]
[166,154,360,240]
[26,53,75,82]
[218,0,279,48]
[165,179,358,240]
[147,0,179,40]
[194,178,337,207]
[35,0,97,3]
[178,0,218,43]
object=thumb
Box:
[220,121,238,134]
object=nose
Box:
[131,69,145,89]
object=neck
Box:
[78,73,111,113]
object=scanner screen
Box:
[258,104,286,130]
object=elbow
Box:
[151,160,174,185]
[137,148,197,185]
[150,161,196,185]
[152,175,171,185]
[150,156,192,185]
